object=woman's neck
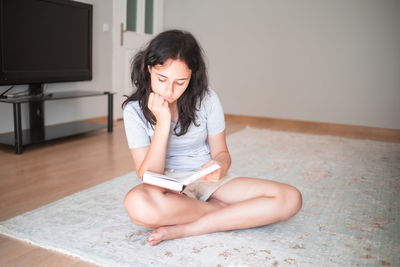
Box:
[169,102,179,123]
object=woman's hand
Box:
[200,160,224,182]
[148,92,171,124]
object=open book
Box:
[143,164,221,192]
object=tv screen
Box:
[0,0,93,86]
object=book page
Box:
[144,172,181,183]
[143,164,220,190]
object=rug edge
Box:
[0,225,124,267]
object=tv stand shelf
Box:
[0,90,114,154]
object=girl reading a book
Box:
[123,30,302,246]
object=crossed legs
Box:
[124,177,302,246]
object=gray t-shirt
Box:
[123,88,225,171]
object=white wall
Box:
[164,0,400,129]
[0,0,113,133]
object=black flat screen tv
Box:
[0,0,93,95]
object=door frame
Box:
[111,0,164,119]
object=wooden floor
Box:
[0,115,399,266]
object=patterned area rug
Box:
[0,127,399,266]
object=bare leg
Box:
[124,183,226,228]
[148,177,302,245]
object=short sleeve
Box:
[204,88,225,135]
[123,102,151,148]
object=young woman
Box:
[123,30,302,246]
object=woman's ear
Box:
[147,65,152,74]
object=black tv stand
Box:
[28,83,46,142]
[0,90,114,154]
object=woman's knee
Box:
[123,184,165,226]
[281,185,302,220]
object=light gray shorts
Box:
[164,169,239,202]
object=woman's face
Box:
[148,59,192,104]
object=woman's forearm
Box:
[214,150,231,178]
[137,121,170,178]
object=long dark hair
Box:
[122,30,208,136]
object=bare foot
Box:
[148,225,185,246]
[147,199,227,246]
